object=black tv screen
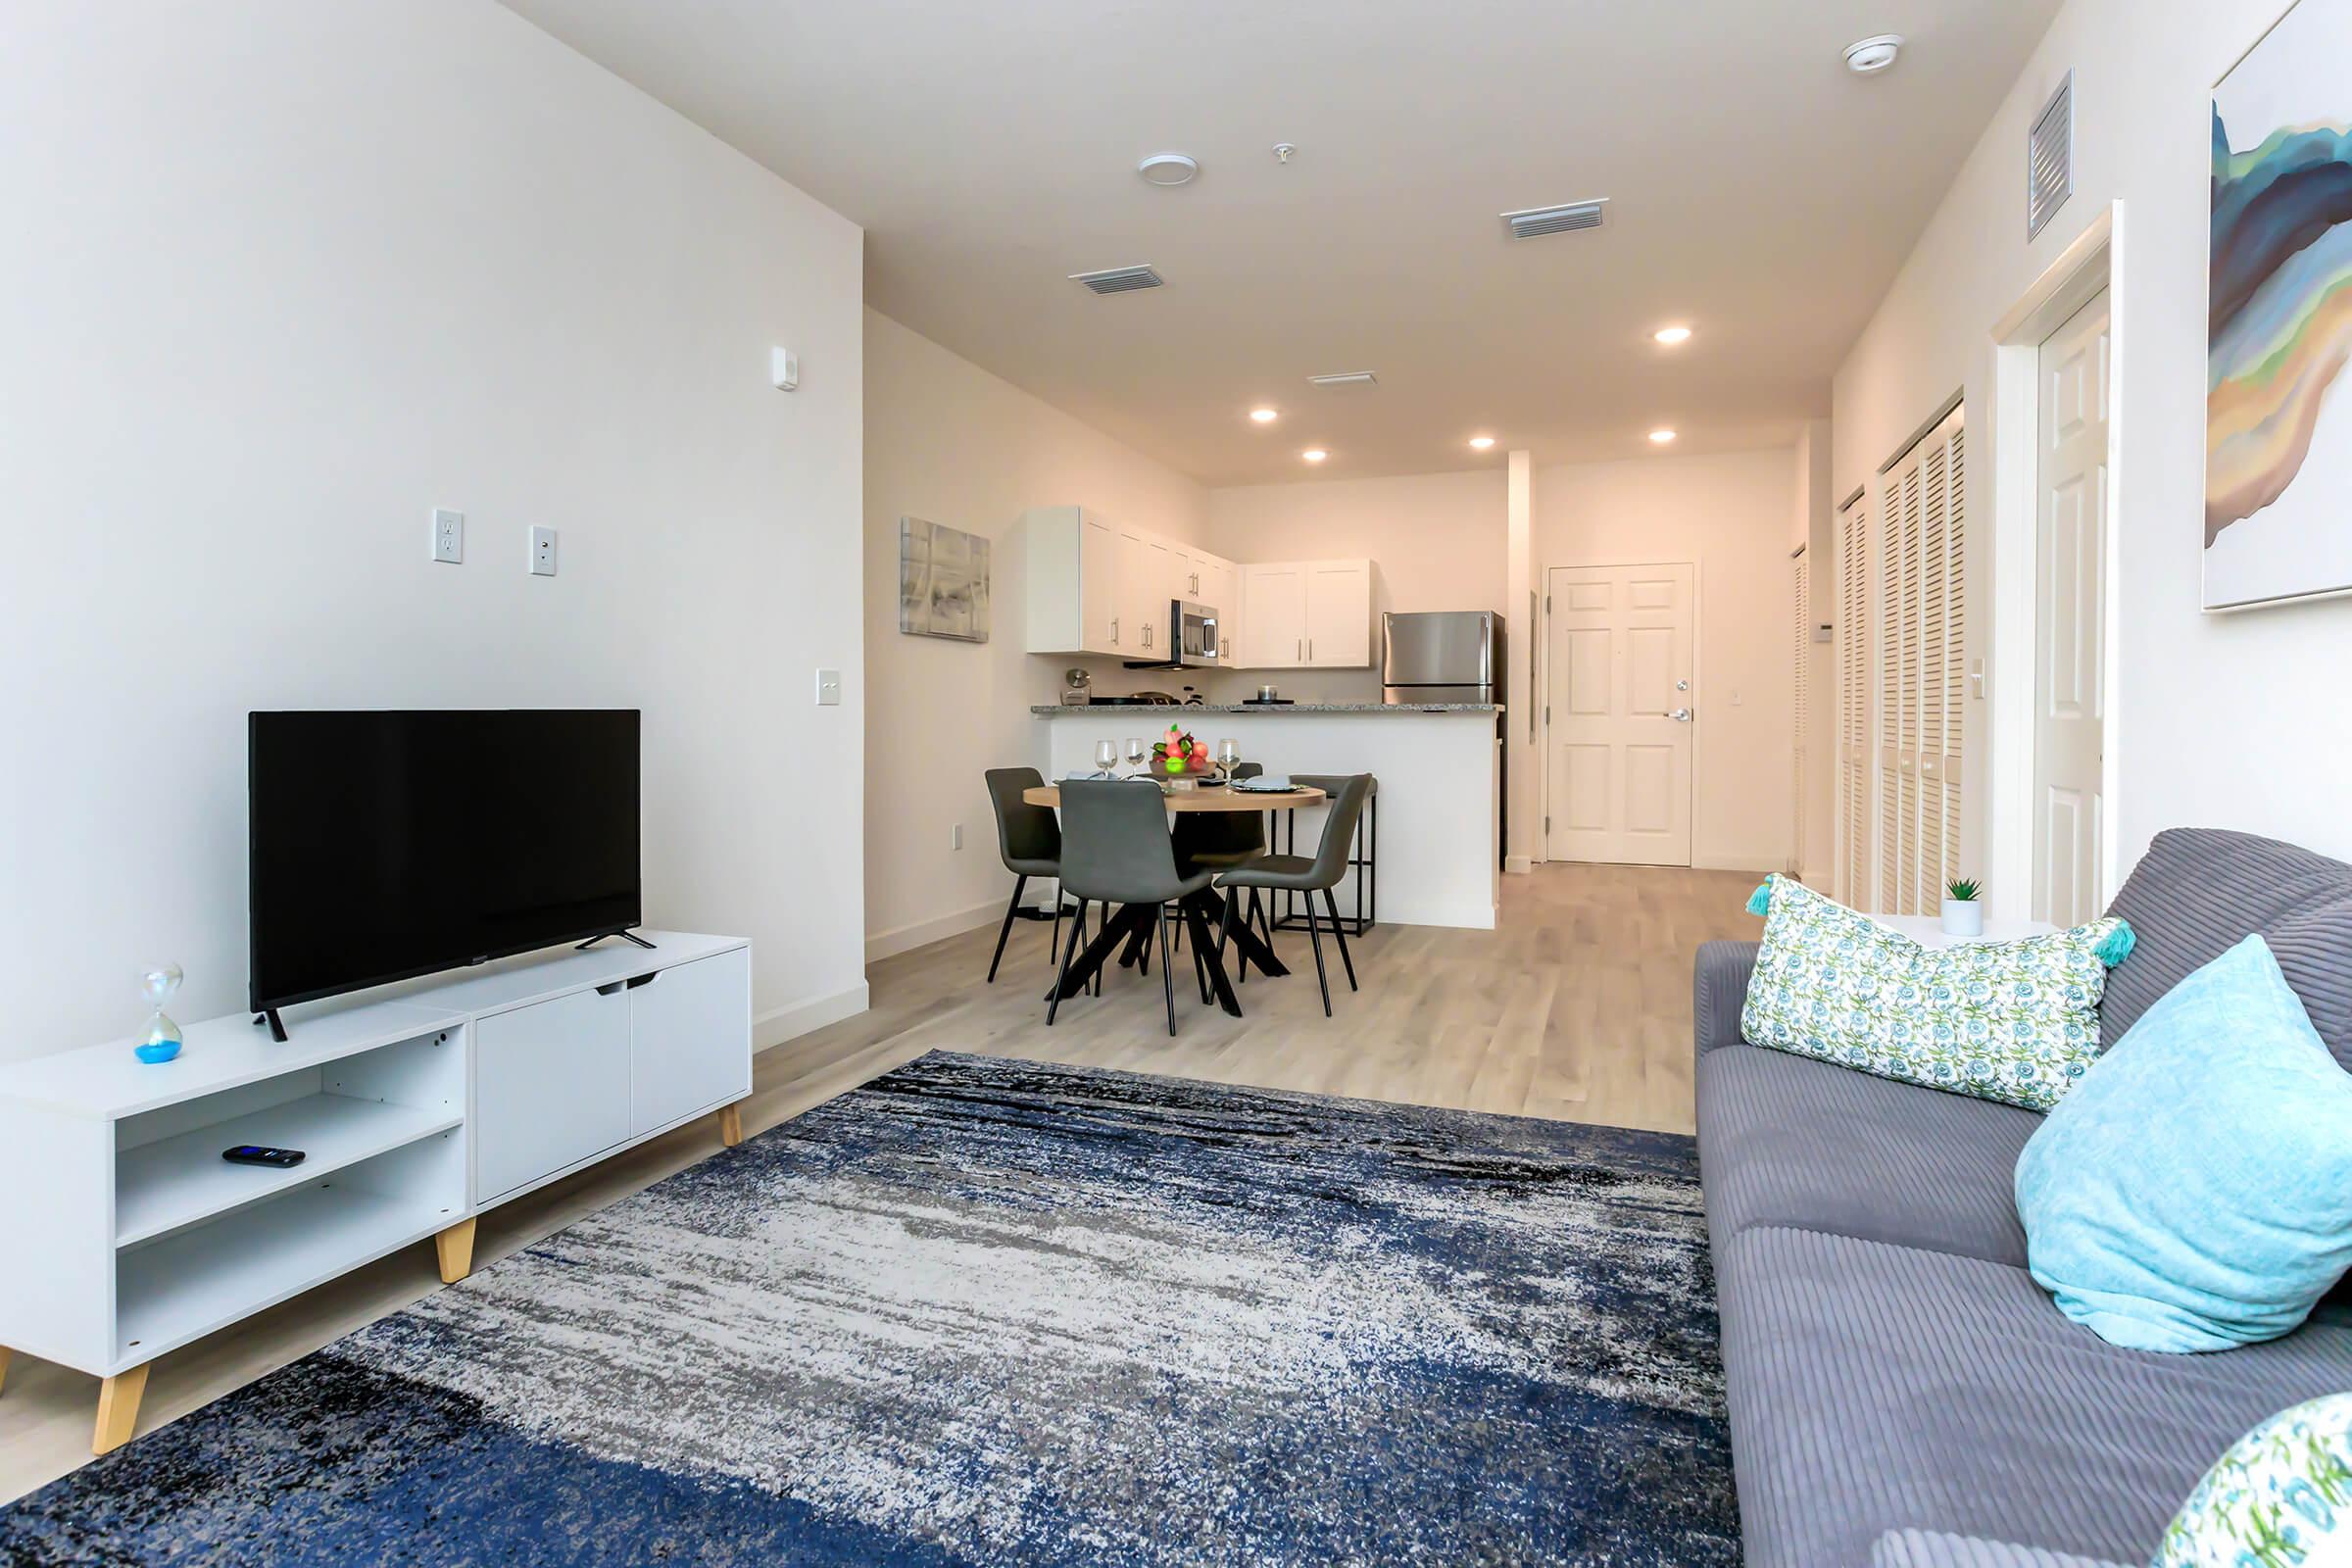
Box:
[249,710,641,1013]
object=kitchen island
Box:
[1032,704,1501,929]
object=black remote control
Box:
[222,1145,306,1169]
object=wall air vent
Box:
[1069,265,1164,295]
[1307,371,1378,389]
[2028,72,2074,239]
[1500,199,1608,240]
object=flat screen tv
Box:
[249,710,641,1034]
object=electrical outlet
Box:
[431,509,464,564]
[815,668,842,706]
[529,526,557,576]
[951,823,963,851]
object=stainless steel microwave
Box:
[1126,599,1220,668]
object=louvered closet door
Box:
[1791,550,1808,877]
[1835,496,1870,907]
[1877,405,1966,916]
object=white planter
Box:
[1940,898,1984,938]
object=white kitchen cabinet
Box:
[1200,557,1239,660]
[1022,506,1125,656]
[1237,560,1373,668]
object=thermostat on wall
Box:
[771,347,799,391]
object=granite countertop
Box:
[1032,703,1502,715]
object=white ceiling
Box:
[502,0,2061,486]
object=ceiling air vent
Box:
[2028,72,2074,239]
[1500,199,1608,240]
[1069,265,1164,295]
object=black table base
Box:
[1046,888,1286,1017]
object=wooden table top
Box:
[1023,782,1326,813]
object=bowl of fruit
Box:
[1149,725,1216,780]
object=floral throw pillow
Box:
[1738,874,2134,1111]
[2157,1396,2352,1567]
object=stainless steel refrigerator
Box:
[1382,611,1503,705]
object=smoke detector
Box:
[1137,153,1199,186]
[1844,34,1903,74]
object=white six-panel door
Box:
[1877,403,1967,915]
[1545,563,1695,866]
[2034,291,2110,925]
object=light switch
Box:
[771,347,799,391]
[431,509,464,564]
[815,668,842,706]
[529,526,557,576]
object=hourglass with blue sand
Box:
[134,963,184,1064]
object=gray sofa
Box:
[1693,828,2352,1568]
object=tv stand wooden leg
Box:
[434,1216,477,1285]
[718,1102,745,1148]
[94,1363,148,1455]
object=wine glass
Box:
[1124,736,1149,775]
[1094,739,1118,776]
[1217,738,1240,779]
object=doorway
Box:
[1544,562,1696,865]
[2032,290,2110,925]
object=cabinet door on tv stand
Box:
[628,948,752,1137]
[474,986,630,1204]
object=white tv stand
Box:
[0,931,752,1455]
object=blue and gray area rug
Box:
[0,1052,1736,1566]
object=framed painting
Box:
[2206,0,2352,610]
[899,516,992,642]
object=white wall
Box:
[1533,449,1800,874]
[1203,470,1509,704]
[1791,421,1837,885]
[1834,0,2352,882]
[862,309,1208,958]
[0,2,867,1062]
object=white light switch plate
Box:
[431,509,464,564]
[529,526,557,576]
[815,668,842,706]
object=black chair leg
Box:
[1303,898,1332,1017]
[1191,917,1211,1005]
[1221,892,1245,983]
[1324,887,1358,992]
[1046,896,1086,1025]
[1156,906,1178,1037]
[1049,889,1063,977]
[986,875,1026,983]
[1087,902,1103,996]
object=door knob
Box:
[1669,708,1693,722]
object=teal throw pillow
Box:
[1739,874,2132,1111]
[2015,934,2352,1353]
[2157,1395,2352,1566]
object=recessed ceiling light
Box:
[1468,435,1496,450]
[1249,408,1279,423]
[1843,34,1903,74]
[1301,448,1328,464]
[1648,428,1679,444]
[1654,325,1693,345]
[1137,153,1199,186]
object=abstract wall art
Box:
[899,516,992,641]
[2207,0,2352,610]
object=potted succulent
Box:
[1941,876,1984,938]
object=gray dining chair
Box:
[983,767,1070,984]
[1214,773,1372,1016]
[1167,761,1267,973]
[1052,778,1216,1035]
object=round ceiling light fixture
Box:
[1468,435,1496,451]
[1249,407,1279,423]
[1138,152,1200,186]
[1648,428,1679,444]
[1301,448,1329,464]
[1843,34,1903,74]
[1653,324,1693,345]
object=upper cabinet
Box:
[1239,560,1374,668]
[1023,507,1245,662]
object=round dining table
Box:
[1021,780,1326,1016]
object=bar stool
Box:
[1274,773,1376,937]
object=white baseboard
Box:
[1693,855,1788,876]
[1503,855,1534,875]
[863,899,1011,965]
[755,982,870,1052]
